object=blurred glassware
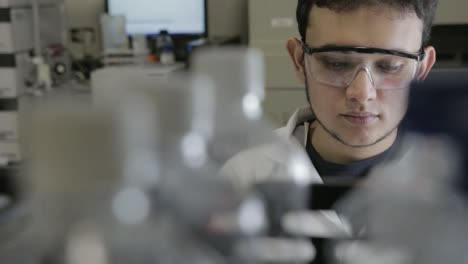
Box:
[21,47,319,263]
[329,134,468,264]
[21,73,265,263]
[192,47,319,187]
[192,47,270,164]
[193,47,319,263]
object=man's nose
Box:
[346,68,377,104]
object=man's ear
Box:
[286,37,306,84]
[417,46,436,81]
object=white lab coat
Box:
[221,106,353,238]
[222,106,321,187]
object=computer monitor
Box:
[106,0,207,36]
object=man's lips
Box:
[343,112,379,117]
[341,112,379,125]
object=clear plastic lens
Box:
[306,52,418,89]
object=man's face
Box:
[289,6,434,147]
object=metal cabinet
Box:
[435,0,468,25]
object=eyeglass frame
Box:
[302,42,426,62]
[302,44,426,62]
[301,44,426,89]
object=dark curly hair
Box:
[296,0,439,46]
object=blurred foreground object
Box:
[329,68,468,264]
[193,47,319,188]
[20,46,317,263]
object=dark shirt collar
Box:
[305,123,401,179]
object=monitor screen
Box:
[107,0,206,36]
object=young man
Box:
[223,0,437,186]
[286,0,437,178]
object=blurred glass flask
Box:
[24,74,259,263]
[330,135,468,264]
[192,47,271,164]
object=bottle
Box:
[156,30,175,65]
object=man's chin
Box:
[336,130,398,148]
[336,136,381,148]
[315,117,399,149]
